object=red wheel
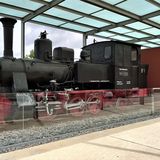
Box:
[87,95,102,114]
[0,96,11,123]
[68,97,84,117]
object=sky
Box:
[0,19,105,60]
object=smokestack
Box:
[0,17,17,57]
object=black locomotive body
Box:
[0,42,148,92]
[0,18,148,94]
[0,17,150,121]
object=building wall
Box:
[141,47,160,88]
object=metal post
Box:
[83,34,87,47]
[151,94,155,114]
[21,21,25,58]
[115,97,120,108]
[22,106,24,130]
[140,97,144,105]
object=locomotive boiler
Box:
[0,17,149,121]
[0,18,73,93]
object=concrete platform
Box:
[1,118,160,160]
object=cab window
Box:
[131,48,138,61]
[104,46,111,59]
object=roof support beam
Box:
[56,5,115,25]
[95,33,158,47]
[142,19,160,28]
[87,19,158,40]
[128,35,160,43]
[57,4,159,42]
[86,19,136,35]
[0,2,33,13]
[31,0,49,5]
[0,13,21,20]
[142,10,160,19]
[22,0,65,22]
[83,0,160,36]
[83,34,88,46]
[30,20,83,34]
[146,0,160,8]
[21,22,25,58]
[40,14,96,30]
[81,0,140,20]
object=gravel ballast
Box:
[0,107,160,153]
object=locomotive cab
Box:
[74,41,148,89]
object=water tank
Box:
[53,47,74,63]
[34,31,52,61]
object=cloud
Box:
[25,22,83,57]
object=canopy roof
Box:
[0,0,160,48]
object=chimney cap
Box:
[0,17,17,27]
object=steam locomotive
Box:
[0,18,149,121]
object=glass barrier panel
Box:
[0,89,157,154]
